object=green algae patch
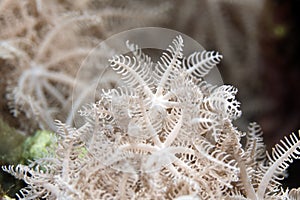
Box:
[22,130,55,161]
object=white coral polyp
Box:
[3,35,300,200]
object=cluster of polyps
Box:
[3,36,300,200]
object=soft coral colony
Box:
[3,36,300,199]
